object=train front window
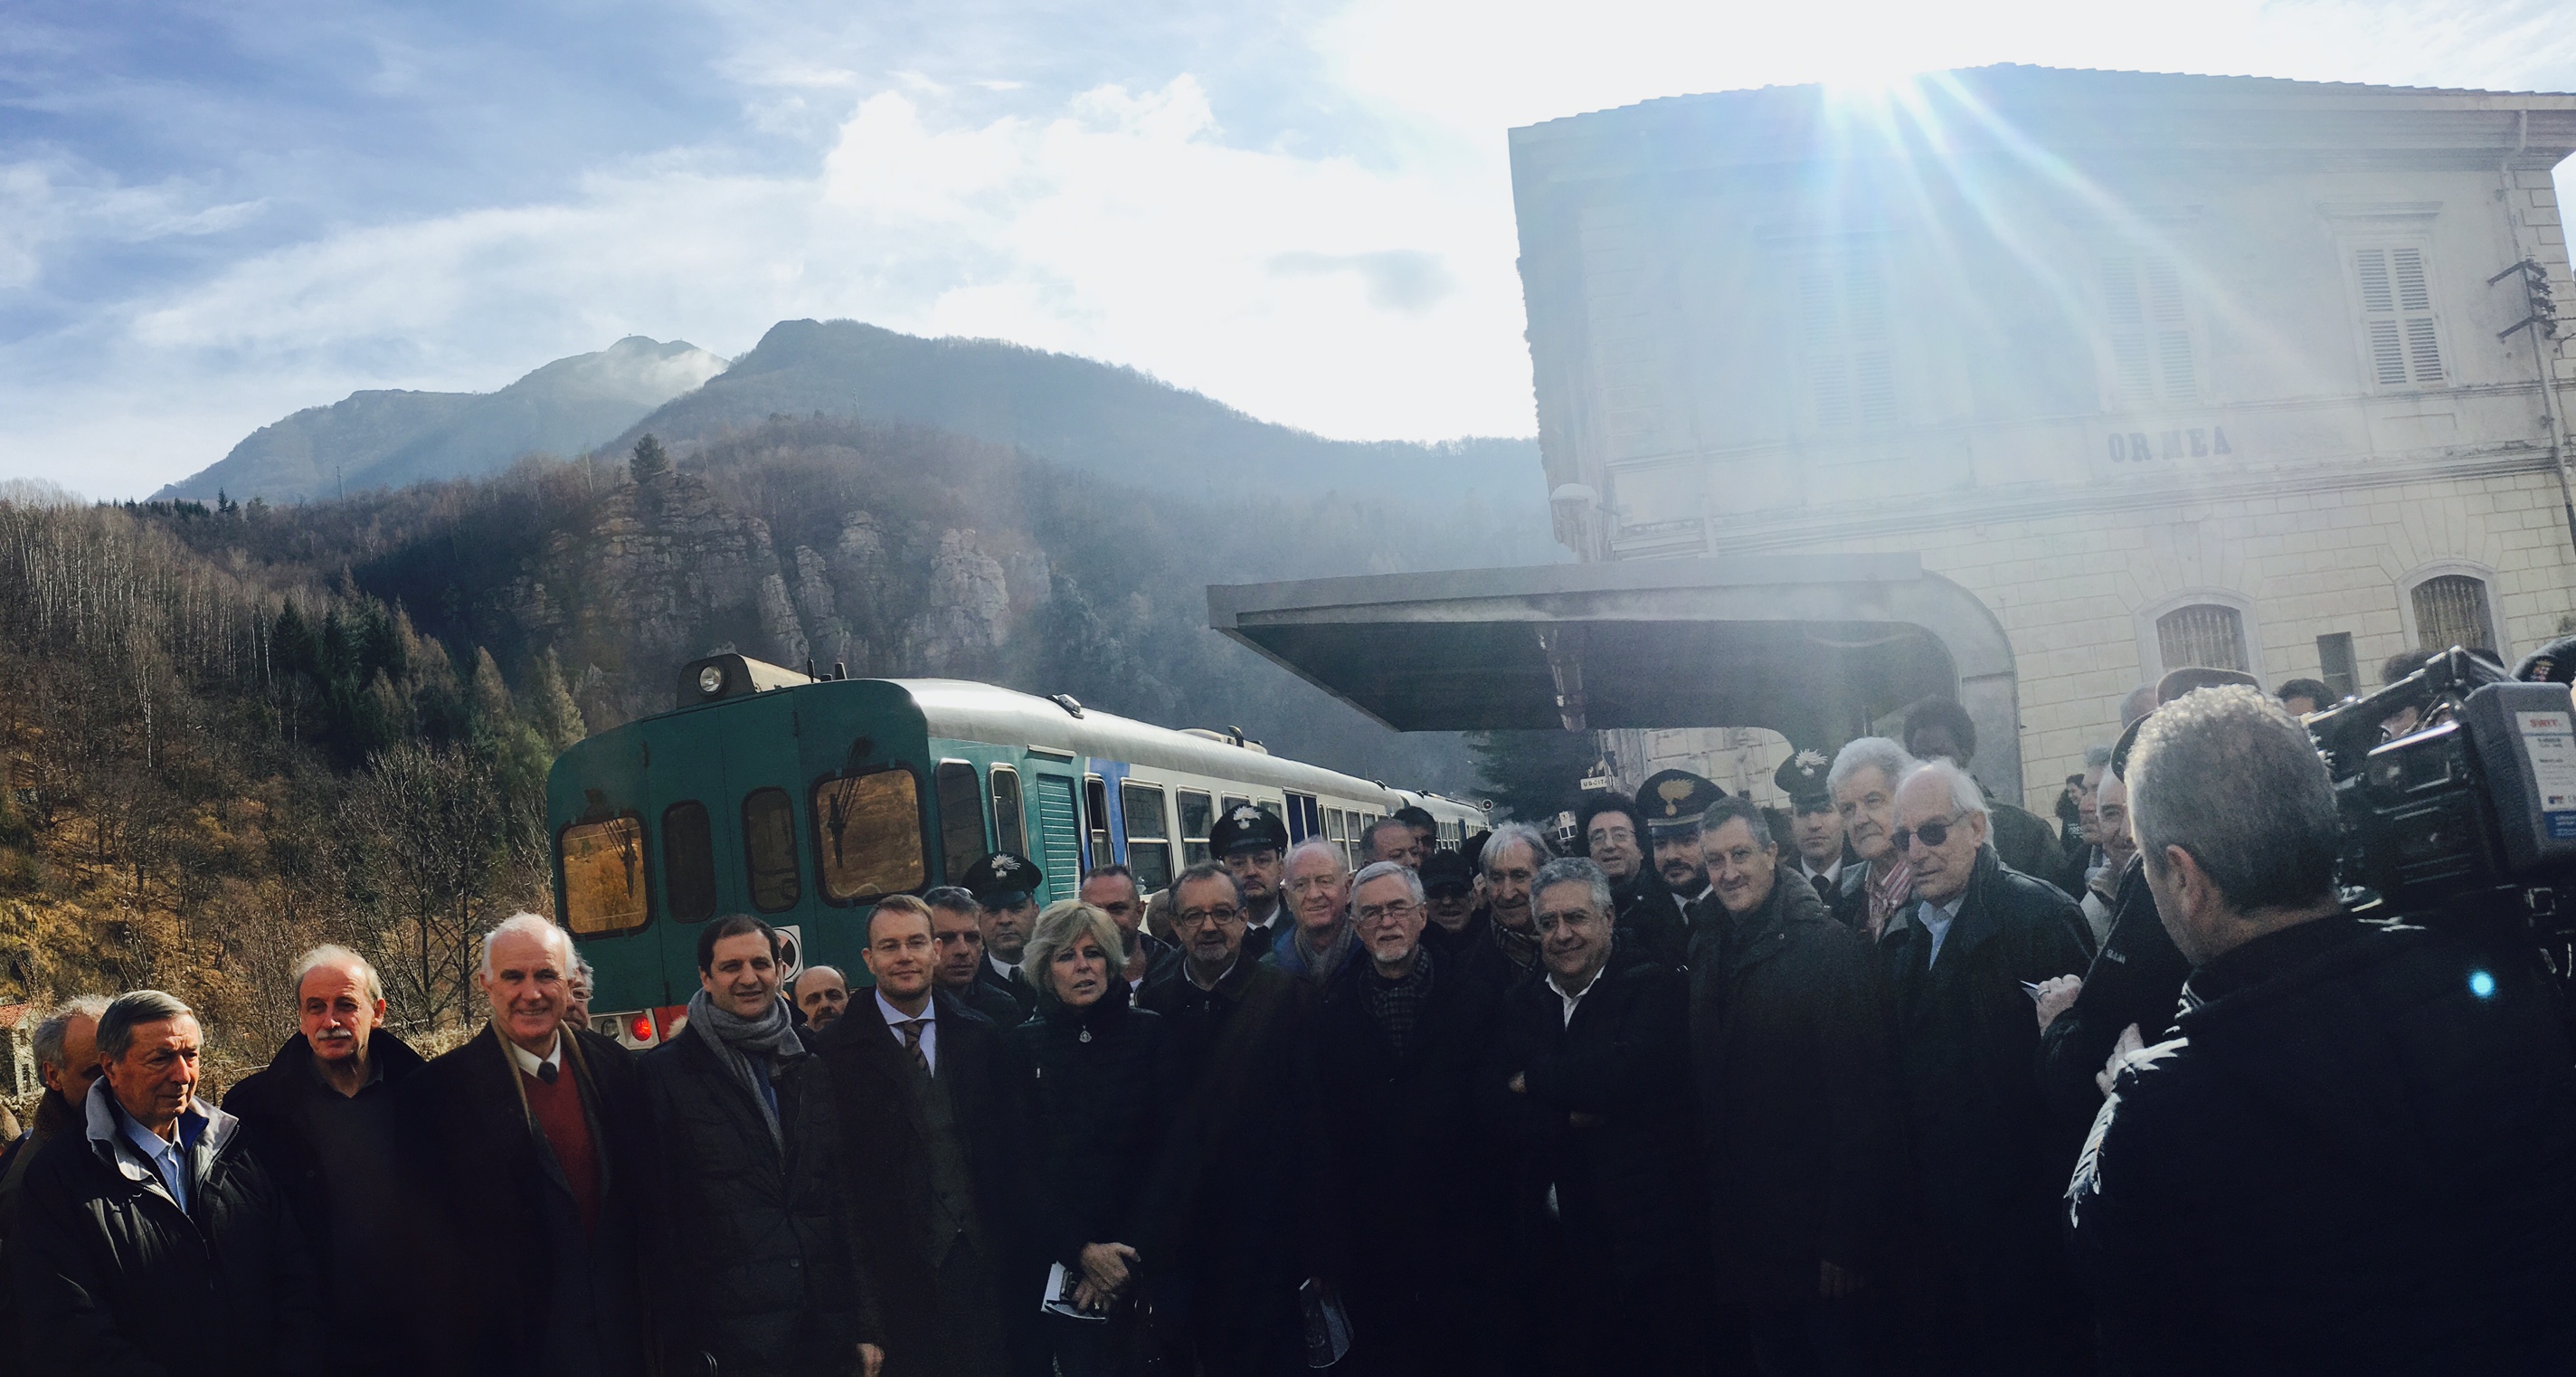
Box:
[812,769,925,903]
[662,801,718,922]
[935,762,987,880]
[561,814,649,935]
[1178,789,1214,867]
[742,788,803,912]
[1122,781,1173,892]
[990,766,1028,857]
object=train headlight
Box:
[697,666,724,697]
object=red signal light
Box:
[627,1012,655,1043]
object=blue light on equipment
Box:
[2469,970,2497,999]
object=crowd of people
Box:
[3,676,2573,1377]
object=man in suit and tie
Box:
[411,912,655,1377]
[821,894,1042,1377]
[928,887,1031,1028]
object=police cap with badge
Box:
[959,850,1044,907]
[1773,747,1835,812]
[1208,803,1289,858]
[1637,768,1728,836]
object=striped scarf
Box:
[1866,859,1915,940]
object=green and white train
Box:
[546,652,1485,1050]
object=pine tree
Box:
[630,434,670,486]
[530,647,587,754]
[1465,729,1604,825]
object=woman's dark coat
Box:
[405,1023,656,1377]
[640,1019,878,1377]
[1312,949,1505,1377]
[814,992,1042,1377]
[1009,983,1179,1270]
[1685,869,1899,1304]
[8,1083,325,1377]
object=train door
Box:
[1028,770,1083,906]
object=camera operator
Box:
[2065,687,2576,1374]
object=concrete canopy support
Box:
[1207,554,2031,804]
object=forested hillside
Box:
[0,420,1561,1061]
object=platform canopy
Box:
[1208,554,2029,801]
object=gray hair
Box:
[1901,758,1988,821]
[33,995,109,1075]
[1285,838,1348,875]
[97,991,194,1064]
[1360,816,1415,861]
[478,912,575,983]
[2082,743,2116,771]
[1022,900,1125,1008]
[1829,737,1916,798]
[1479,821,1552,878]
[291,945,384,1007]
[1350,859,1425,907]
[2127,686,2340,913]
[1530,856,1613,920]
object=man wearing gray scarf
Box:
[639,915,884,1377]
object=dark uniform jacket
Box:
[1136,954,1323,1373]
[1313,950,1506,1377]
[2068,916,2576,1374]
[1873,846,2092,1369]
[1487,956,1705,1366]
[224,1030,432,1374]
[972,960,1035,1026]
[1686,873,1899,1304]
[1610,870,1691,970]
[815,992,1041,1377]
[640,1020,878,1377]
[9,1081,325,1377]
[408,1023,655,1377]
[2036,855,2191,1136]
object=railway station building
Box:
[1511,66,2576,804]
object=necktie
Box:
[1813,872,1834,902]
[897,1019,930,1077]
[536,1059,558,1084]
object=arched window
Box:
[2410,574,2496,654]
[2155,603,2249,673]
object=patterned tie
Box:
[896,1018,930,1078]
[1813,872,1834,903]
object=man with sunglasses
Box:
[1877,760,2091,1375]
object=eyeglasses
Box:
[1587,827,1636,847]
[1891,813,1965,853]
[1353,900,1421,924]
[1171,906,1241,931]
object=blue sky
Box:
[5,0,2574,497]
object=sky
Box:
[5,0,2576,498]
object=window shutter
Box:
[2355,246,2444,387]
[2410,575,2495,653]
[2103,255,2193,406]
[1802,258,1894,429]
[2155,603,2249,673]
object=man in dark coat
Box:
[10,990,325,1377]
[958,851,1046,1008]
[643,915,882,1377]
[1686,798,1898,1377]
[2035,854,2190,1137]
[1138,862,1324,1377]
[224,947,433,1375]
[1876,762,2092,1374]
[1577,791,1690,968]
[1489,856,1702,1376]
[0,994,106,1242]
[2069,686,2576,1373]
[1314,860,1507,1377]
[410,914,656,1377]
[819,894,1042,1377]
[930,887,1031,1027]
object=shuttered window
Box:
[2103,255,2194,406]
[2410,575,2496,653]
[2156,603,2249,673]
[1800,258,1896,429]
[2354,245,2444,387]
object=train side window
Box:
[812,770,925,904]
[1324,808,1350,869]
[561,814,649,935]
[1084,776,1113,868]
[742,788,803,913]
[1177,789,1214,866]
[1220,795,1251,817]
[1122,781,1173,891]
[662,801,718,922]
[935,762,987,880]
[990,766,1028,858]
[1256,799,1283,824]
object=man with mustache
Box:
[225,945,434,1375]
[1636,768,1723,909]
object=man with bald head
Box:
[1877,762,2090,1373]
[227,945,434,1372]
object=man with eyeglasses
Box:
[1137,862,1322,1377]
[1877,760,2090,1375]
[1578,791,1691,970]
[1492,857,1701,1375]
[1681,796,1895,1377]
